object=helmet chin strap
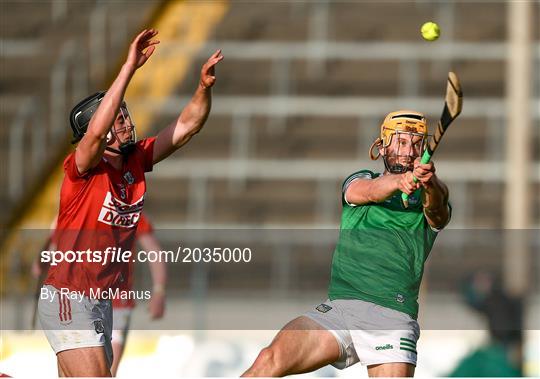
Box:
[118,141,136,155]
[105,141,135,156]
[105,146,122,155]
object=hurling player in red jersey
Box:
[37,29,223,377]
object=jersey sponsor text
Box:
[98,191,144,228]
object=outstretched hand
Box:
[126,29,160,71]
[199,49,224,89]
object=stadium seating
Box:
[1,1,539,296]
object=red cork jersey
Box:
[45,138,156,297]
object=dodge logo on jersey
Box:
[98,191,144,228]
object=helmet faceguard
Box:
[369,110,428,174]
[69,91,137,155]
[109,103,137,155]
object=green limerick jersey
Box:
[328,170,450,319]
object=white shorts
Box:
[37,285,113,368]
[111,307,133,345]
[304,299,420,369]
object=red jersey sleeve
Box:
[136,213,154,237]
[137,137,156,173]
[63,152,92,181]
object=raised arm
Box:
[152,50,224,164]
[345,172,420,206]
[75,29,159,174]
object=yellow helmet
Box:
[370,110,428,160]
[380,110,428,147]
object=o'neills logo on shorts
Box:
[98,191,144,228]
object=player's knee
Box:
[254,346,286,374]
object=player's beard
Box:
[383,147,416,173]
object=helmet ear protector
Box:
[69,91,137,155]
[69,91,106,144]
[369,110,429,173]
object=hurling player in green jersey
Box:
[243,110,450,377]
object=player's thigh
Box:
[57,346,111,377]
[270,316,341,374]
[367,362,415,377]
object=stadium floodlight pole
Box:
[402,71,463,208]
